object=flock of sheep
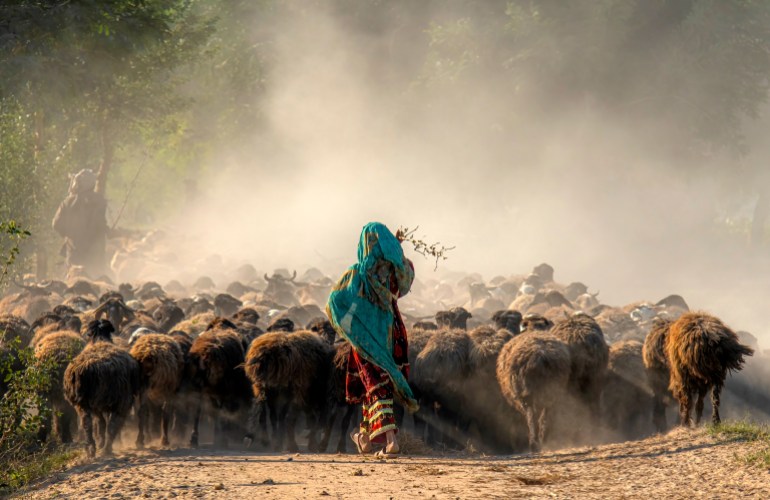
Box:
[0,261,760,458]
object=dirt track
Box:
[15,428,770,499]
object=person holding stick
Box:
[326,222,418,458]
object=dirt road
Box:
[15,428,770,499]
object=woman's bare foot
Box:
[385,430,400,454]
[350,432,372,454]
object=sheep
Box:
[129,333,185,447]
[412,328,473,447]
[491,310,522,335]
[63,320,142,457]
[0,314,33,346]
[187,326,252,447]
[642,318,674,432]
[152,299,186,332]
[266,316,295,333]
[549,314,609,423]
[306,317,336,344]
[318,341,356,453]
[602,340,653,439]
[519,313,553,333]
[30,314,82,348]
[465,325,525,453]
[175,312,216,338]
[34,331,86,443]
[243,330,333,452]
[665,312,753,426]
[496,331,571,452]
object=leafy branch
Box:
[396,225,455,271]
[0,221,31,289]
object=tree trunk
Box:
[95,124,113,195]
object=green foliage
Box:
[708,420,770,468]
[0,337,60,486]
[0,447,77,495]
[0,221,31,289]
[708,420,770,442]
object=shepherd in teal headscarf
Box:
[326,222,416,456]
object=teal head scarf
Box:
[326,222,418,412]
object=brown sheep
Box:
[602,340,652,439]
[175,312,216,338]
[496,332,571,452]
[549,314,609,423]
[187,326,252,447]
[63,320,142,457]
[130,333,185,447]
[491,310,523,335]
[1,315,32,399]
[665,312,753,426]
[642,318,674,432]
[466,325,526,453]
[412,328,473,447]
[519,313,553,333]
[244,330,333,452]
[34,331,86,443]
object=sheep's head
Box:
[520,313,553,333]
[232,308,260,325]
[95,297,135,331]
[306,317,336,344]
[214,293,243,317]
[86,319,115,343]
[266,316,295,333]
[153,301,185,332]
[448,307,472,330]
[492,310,523,334]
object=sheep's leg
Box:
[272,398,290,452]
[59,403,76,444]
[136,400,147,449]
[678,391,693,427]
[711,383,723,425]
[38,400,53,443]
[694,388,707,425]
[284,406,300,453]
[307,408,321,453]
[189,394,203,448]
[318,404,337,453]
[525,405,541,453]
[80,410,96,458]
[336,404,356,453]
[160,401,170,447]
[95,413,107,449]
[652,394,667,433]
[103,412,126,456]
[245,396,264,448]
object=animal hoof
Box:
[243,436,254,448]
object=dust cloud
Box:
[157,4,770,342]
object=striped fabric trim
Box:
[368,423,397,440]
[367,399,394,413]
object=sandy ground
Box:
[15,428,770,500]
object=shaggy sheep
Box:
[318,341,356,453]
[602,340,652,439]
[491,310,522,335]
[63,320,142,457]
[187,326,252,447]
[465,325,525,453]
[244,330,333,452]
[412,328,473,447]
[519,314,553,333]
[665,312,753,426]
[496,331,571,452]
[549,314,609,422]
[152,300,186,332]
[130,333,185,447]
[306,317,336,344]
[34,331,86,443]
[642,318,674,432]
